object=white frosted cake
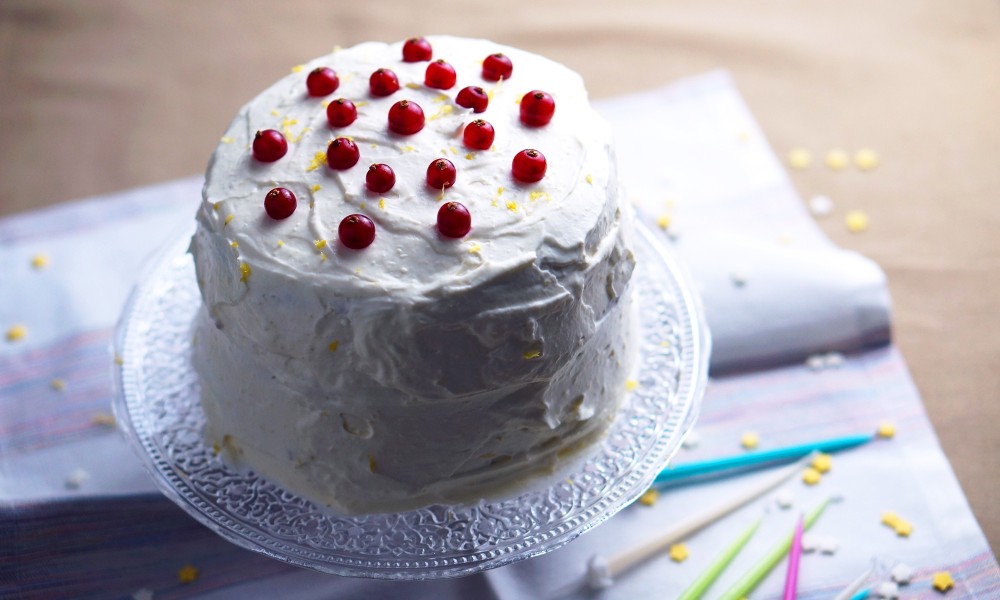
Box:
[190,36,637,514]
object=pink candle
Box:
[782,515,805,600]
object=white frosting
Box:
[190,36,637,514]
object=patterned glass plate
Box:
[112,221,710,580]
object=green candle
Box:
[676,516,763,600]
[716,497,832,600]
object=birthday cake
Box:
[189,36,637,514]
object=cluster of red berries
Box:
[249,38,557,251]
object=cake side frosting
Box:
[190,36,637,513]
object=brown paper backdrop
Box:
[1,1,997,552]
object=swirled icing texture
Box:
[190,36,637,514]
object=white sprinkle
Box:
[817,535,840,554]
[730,271,748,287]
[809,195,834,217]
[801,533,820,553]
[586,554,613,589]
[876,581,899,599]
[806,354,826,371]
[681,430,701,449]
[823,352,845,368]
[890,563,915,585]
[65,468,89,490]
[132,589,155,600]
[775,489,794,509]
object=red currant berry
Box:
[512,149,547,183]
[252,129,288,162]
[455,86,489,113]
[327,137,360,170]
[307,67,339,96]
[424,59,457,90]
[482,53,513,81]
[326,98,357,127]
[338,214,376,249]
[426,158,457,190]
[437,202,471,238]
[365,163,396,193]
[369,68,400,97]
[387,100,425,135]
[463,120,495,150]
[519,90,555,127]
[264,187,296,220]
[402,37,433,62]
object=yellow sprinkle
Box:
[845,210,869,233]
[932,571,954,592]
[427,105,453,122]
[668,543,689,562]
[239,262,251,283]
[379,198,386,210]
[656,214,671,230]
[220,136,235,144]
[741,432,759,450]
[802,467,821,485]
[311,184,321,192]
[328,340,339,352]
[314,239,327,250]
[276,240,285,248]
[811,453,832,473]
[788,148,812,170]
[212,443,221,455]
[881,511,901,527]
[5,325,27,342]
[585,174,593,184]
[113,353,124,366]
[432,94,449,103]
[523,349,542,360]
[30,253,50,270]
[738,131,751,142]
[877,421,895,439]
[354,100,368,107]
[513,95,520,104]
[405,82,422,90]
[291,64,305,73]
[894,519,913,537]
[321,100,330,109]
[638,488,659,506]
[320,253,327,262]
[270,109,280,117]
[50,378,66,391]
[368,455,377,473]
[825,149,850,171]
[465,153,474,160]
[178,564,199,584]
[468,243,482,254]
[371,143,377,149]
[360,202,366,210]
[212,202,220,211]
[224,214,234,227]
[529,191,551,202]
[91,412,116,426]
[306,151,327,172]
[401,145,416,153]
[625,379,638,392]
[505,200,518,212]
[230,241,238,249]
[660,340,671,348]
[854,148,880,171]
[332,45,342,53]
[449,146,459,155]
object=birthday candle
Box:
[782,515,805,600]
[832,565,875,600]
[676,517,762,600]
[717,497,832,600]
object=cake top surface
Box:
[199,36,616,297]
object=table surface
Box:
[1,0,997,554]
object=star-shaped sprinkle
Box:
[132,588,154,600]
[730,271,748,287]
[91,412,116,427]
[881,511,900,527]
[656,214,671,230]
[876,581,899,599]
[932,571,954,593]
[6,324,27,342]
[825,149,850,171]
[65,468,89,490]
[178,564,199,584]
[585,174,593,184]
[741,432,759,450]
[625,379,639,392]
[668,543,689,562]
[893,519,913,537]
[854,149,880,171]
[812,453,832,473]
[845,210,870,233]
[823,352,845,368]
[788,148,812,170]
[890,563,915,585]
[802,467,821,485]
[50,378,66,391]
[877,421,896,439]
[638,488,659,506]
[681,430,701,449]
[775,489,794,509]
[31,253,50,269]
[806,354,826,371]
[809,195,834,217]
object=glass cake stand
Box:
[112,221,710,580]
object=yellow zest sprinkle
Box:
[114,353,124,365]
[845,210,869,233]
[212,443,221,455]
[314,239,327,250]
[625,379,639,392]
[368,455,377,473]
[802,467,821,485]
[432,94,449,103]
[6,325,27,342]
[31,253,50,270]
[523,349,542,360]
[311,184,321,193]
[405,82,422,90]
[328,340,339,352]
[50,378,66,391]
[291,64,305,73]
[306,151,327,172]
[778,234,794,245]
[230,241,239,249]
[360,202,366,210]
[281,116,308,143]
[668,543,689,562]
[427,104,453,122]
[239,262,251,283]
[91,412,116,426]
[788,148,812,170]
[270,109,280,117]
[877,421,896,439]
[529,191,551,202]
[638,488,659,506]
[178,565,199,584]
[585,174,593,184]
[882,511,901,527]
[512,95,519,104]
[738,131,751,141]
[220,136,235,144]
[660,340,671,347]
[354,268,361,274]
[401,145,416,153]
[505,200,518,212]
[468,243,482,254]
[332,45,343,53]
[465,153,474,160]
[355,100,369,107]
[741,432,759,449]
[894,519,914,537]
[321,100,330,109]
[320,253,327,262]
[932,571,954,592]
[656,215,671,230]
[448,146,458,155]
[212,202,221,211]
[811,453,832,473]
[854,148,880,171]
[378,198,386,210]
[276,240,285,248]
[825,149,850,171]
[224,214,234,227]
